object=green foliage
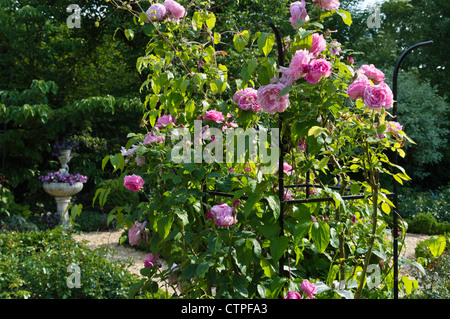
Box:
[0,227,141,299]
[408,213,438,235]
[399,185,450,224]
[100,0,416,299]
[72,210,110,232]
[0,81,146,214]
[95,178,140,213]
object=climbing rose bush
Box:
[100,0,417,300]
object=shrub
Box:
[0,227,141,299]
[398,185,450,224]
[408,213,437,235]
[73,210,112,232]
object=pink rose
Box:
[128,221,148,246]
[204,110,225,123]
[305,59,332,84]
[233,88,260,112]
[134,155,146,167]
[144,131,165,144]
[146,3,166,21]
[155,114,176,129]
[312,0,340,11]
[257,83,290,114]
[285,291,302,299]
[301,280,317,299]
[273,66,296,86]
[347,76,372,100]
[329,41,341,56]
[144,253,161,268]
[289,49,311,81]
[358,64,385,84]
[289,1,309,29]
[310,33,327,58]
[284,188,294,200]
[363,83,394,111]
[386,121,403,134]
[163,0,186,21]
[124,174,145,192]
[210,203,237,227]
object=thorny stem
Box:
[354,142,380,299]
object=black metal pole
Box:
[267,21,287,277]
[392,40,433,299]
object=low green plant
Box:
[72,210,111,232]
[0,227,142,299]
[408,213,438,235]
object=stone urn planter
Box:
[43,182,84,225]
[40,148,87,227]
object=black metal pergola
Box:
[204,21,433,299]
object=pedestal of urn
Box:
[43,182,83,226]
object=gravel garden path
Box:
[71,230,431,291]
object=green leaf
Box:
[124,29,134,40]
[157,215,174,240]
[277,85,293,99]
[102,155,109,170]
[175,208,189,225]
[270,236,288,262]
[196,258,214,277]
[257,32,275,56]
[109,154,125,172]
[205,12,216,30]
[308,125,326,137]
[265,194,281,220]
[233,30,250,52]
[260,257,276,278]
[336,10,352,26]
[426,236,446,258]
[310,221,330,253]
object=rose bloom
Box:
[146,3,166,21]
[358,64,385,84]
[155,114,176,129]
[289,1,309,29]
[301,280,317,299]
[144,253,160,268]
[363,83,394,111]
[329,41,341,56]
[289,49,311,81]
[210,203,237,227]
[312,0,340,11]
[284,188,294,200]
[163,0,186,21]
[305,59,332,84]
[124,174,145,192]
[285,291,302,299]
[347,76,372,100]
[233,88,260,112]
[310,33,327,58]
[128,221,148,246]
[134,155,146,167]
[275,66,296,86]
[204,110,225,123]
[144,131,165,144]
[257,83,290,114]
[386,121,403,135]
